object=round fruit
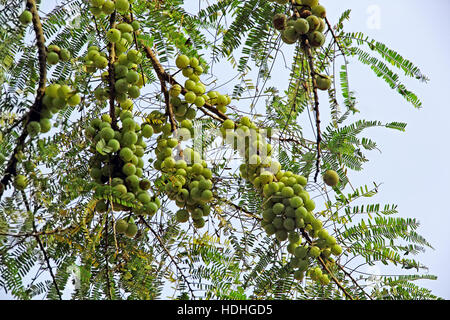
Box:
[19,10,33,25]
[47,52,60,65]
[272,13,287,31]
[308,31,325,48]
[115,0,130,13]
[315,75,332,91]
[106,28,121,43]
[302,0,319,7]
[14,175,27,190]
[312,5,326,18]
[115,219,128,234]
[27,121,41,136]
[323,169,339,187]
[175,55,190,69]
[125,222,138,238]
[331,244,343,256]
[176,209,190,223]
[306,15,321,32]
[294,18,309,34]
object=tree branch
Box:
[0,0,47,199]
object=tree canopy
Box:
[0,0,439,300]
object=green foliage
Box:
[0,0,438,301]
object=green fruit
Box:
[131,21,140,31]
[125,175,139,190]
[100,127,114,141]
[146,202,158,215]
[19,10,33,25]
[283,218,296,231]
[325,235,337,246]
[122,163,136,176]
[200,190,213,201]
[114,184,128,195]
[176,209,190,223]
[106,28,121,43]
[119,147,133,162]
[27,121,41,136]
[294,270,304,281]
[37,118,50,134]
[128,85,140,99]
[263,224,277,236]
[115,219,128,234]
[315,75,332,91]
[308,246,321,258]
[193,218,205,229]
[194,96,205,107]
[106,139,120,152]
[222,119,235,130]
[102,0,115,14]
[282,26,298,44]
[306,15,321,32]
[175,55,190,69]
[67,93,81,106]
[281,186,294,198]
[14,175,27,190]
[272,13,287,31]
[288,232,301,244]
[331,244,343,256]
[141,124,154,138]
[122,131,138,146]
[189,57,199,68]
[273,203,285,215]
[138,179,150,191]
[289,196,303,208]
[275,229,288,242]
[302,0,319,7]
[94,56,108,69]
[294,246,308,259]
[137,191,151,204]
[47,52,60,65]
[311,5,326,18]
[304,199,315,212]
[115,0,130,13]
[125,223,138,238]
[59,49,71,61]
[185,91,197,104]
[294,18,309,34]
[308,31,325,48]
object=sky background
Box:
[1,0,449,299]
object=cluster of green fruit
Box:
[47,44,71,66]
[219,117,343,283]
[14,174,28,190]
[19,10,32,25]
[173,54,231,112]
[271,0,327,48]
[323,169,339,187]
[28,83,81,137]
[86,53,144,103]
[115,217,138,238]
[152,132,213,229]
[89,0,134,16]
[106,21,141,55]
[86,112,161,219]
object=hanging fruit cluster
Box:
[47,44,71,66]
[271,0,331,91]
[80,13,161,231]
[219,115,342,284]
[148,54,232,229]
[89,0,135,16]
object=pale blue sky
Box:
[1,0,449,299]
